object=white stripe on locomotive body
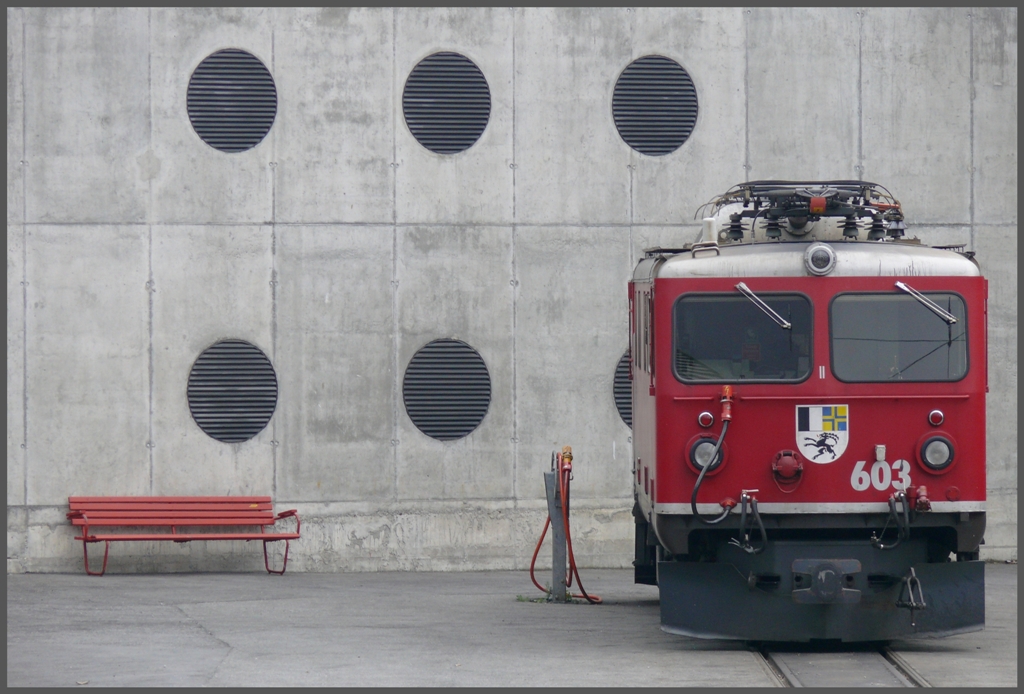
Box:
[638,240,980,281]
[656,501,987,515]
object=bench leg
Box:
[263,539,289,575]
[83,540,110,577]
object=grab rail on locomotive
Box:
[629,180,985,642]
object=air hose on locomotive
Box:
[691,386,735,525]
[691,386,766,554]
[529,448,602,604]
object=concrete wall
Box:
[7,7,1017,572]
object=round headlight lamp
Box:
[689,438,724,472]
[920,436,955,470]
[804,242,837,276]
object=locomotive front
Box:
[630,181,986,642]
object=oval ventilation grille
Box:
[187,339,278,443]
[613,55,698,156]
[403,339,491,441]
[187,48,277,153]
[402,52,491,154]
[614,350,633,428]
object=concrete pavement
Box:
[6,563,1017,687]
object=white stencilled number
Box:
[870,460,892,491]
[851,458,912,492]
[891,459,912,491]
[851,460,871,491]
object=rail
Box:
[754,645,931,687]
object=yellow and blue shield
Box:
[796,405,849,463]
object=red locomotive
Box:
[630,181,985,641]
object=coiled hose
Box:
[691,420,733,525]
[529,451,602,604]
[871,491,910,550]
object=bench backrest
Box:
[67,496,276,527]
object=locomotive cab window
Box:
[830,292,968,382]
[673,293,812,382]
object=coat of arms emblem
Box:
[796,405,849,463]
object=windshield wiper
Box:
[735,282,792,329]
[895,281,957,324]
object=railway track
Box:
[754,645,931,687]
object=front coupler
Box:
[658,539,984,642]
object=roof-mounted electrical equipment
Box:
[694,180,911,245]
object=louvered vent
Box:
[187,49,277,153]
[675,351,723,381]
[402,52,491,154]
[612,55,698,156]
[403,339,491,441]
[613,350,633,428]
[187,339,278,443]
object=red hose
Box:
[529,452,602,604]
[529,516,550,594]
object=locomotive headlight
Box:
[920,436,955,470]
[804,243,837,276]
[690,438,724,471]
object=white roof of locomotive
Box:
[644,241,980,280]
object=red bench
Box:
[66,496,300,576]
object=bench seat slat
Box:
[69,498,272,504]
[75,532,301,542]
[69,496,272,503]
[68,508,274,513]
[69,517,276,526]
[69,503,274,512]
[69,510,276,519]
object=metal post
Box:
[543,469,568,602]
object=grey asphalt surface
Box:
[6,564,1017,687]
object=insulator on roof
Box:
[886,218,907,239]
[867,215,886,240]
[727,214,745,241]
[842,216,861,239]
